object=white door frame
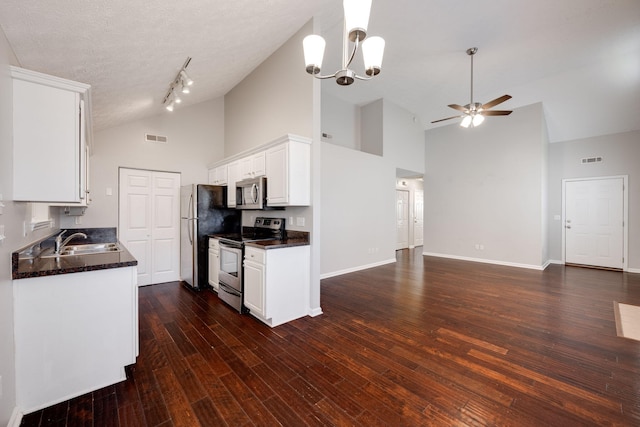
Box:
[561,175,628,271]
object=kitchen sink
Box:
[41,242,122,258]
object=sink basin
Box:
[41,242,122,258]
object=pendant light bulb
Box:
[472,114,485,127]
[460,115,472,128]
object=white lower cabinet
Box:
[14,267,138,413]
[243,245,310,327]
[208,238,220,291]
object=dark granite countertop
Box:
[245,237,310,250]
[12,228,137,280]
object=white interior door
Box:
[564,177,624,269]
[150,173,181,284]
[396,190,410,250]
[414,190,424,247]
[119,168,180,286]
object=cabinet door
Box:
[251,152,266,177]
[265,144,288,205]
[227,161,239,207]
[13,79,82,203]
[243,261,265,317]
[208,248,219,291]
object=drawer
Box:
[244,246,265,264]
[209,238,219,249]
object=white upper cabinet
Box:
[11,66,91,205]
[239,151,266,180]
[226,161,240,207]
[208,164,228,186]
[266,137,311,206]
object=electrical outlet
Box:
[296,217,305,227]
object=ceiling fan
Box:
[432,47,512,128]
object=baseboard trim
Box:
[421,252,549,271]
[627,267,640,274]
[308,307,323,317]
[320,258,396,279]
[8,407,22,427]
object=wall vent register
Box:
[145,133,168,143]
[581,156,603,164]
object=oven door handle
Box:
[219,281,241,297]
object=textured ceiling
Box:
[0,0,639,142]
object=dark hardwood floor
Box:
[21,249,640,426]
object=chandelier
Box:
[303,0,385,86]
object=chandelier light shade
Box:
[362,36,385,76]
[344,0,371,41]
[303,0,384,86]
[163,57,193,112]
[303,35,326,74]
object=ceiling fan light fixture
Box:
[472,114,484,127]
[432,47,512,127]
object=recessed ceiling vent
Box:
[145,133,168,143]
[581,156,603,164]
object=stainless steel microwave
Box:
[236,176,267,210]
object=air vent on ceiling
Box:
[581,156,603,164]
[145,133,168,143]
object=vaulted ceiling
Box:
[1,0,638,143]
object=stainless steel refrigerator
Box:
[180,184,241,290]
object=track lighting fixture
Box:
[162,57,193,112]
[303,0,385,86]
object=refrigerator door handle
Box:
[187,193,194,245]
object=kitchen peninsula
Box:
[11,228,138,413]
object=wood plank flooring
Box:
[20,249,640,426]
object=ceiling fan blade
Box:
[481,94,512,110]
[431,115,461,124]
[481,110,512,116]
[448,104,468,113]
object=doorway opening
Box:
[396,169,424,251]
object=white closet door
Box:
[119,168,180,286]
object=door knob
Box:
[565,225,571,229]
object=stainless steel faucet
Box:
[54,230,88,254]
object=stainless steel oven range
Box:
[216,217,285,312]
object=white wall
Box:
[548,130,640,270]
[423,103,548,269]
[224,23,313,156]
[320,98,425,277]
[62,98,225,228]
[321,143,396,276]
[321,91,360,150]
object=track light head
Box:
[180,70,193,86]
